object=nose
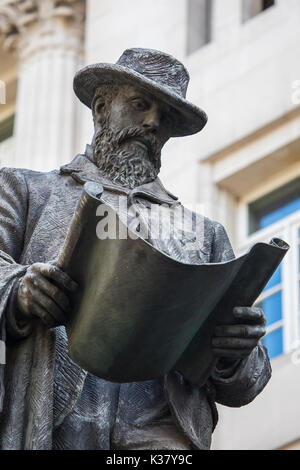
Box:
[142,104,160,132]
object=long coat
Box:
[0,148,271,450]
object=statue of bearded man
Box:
[0,48,271,450]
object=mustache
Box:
[116,127,159,161]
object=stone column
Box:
[0,0,85,171]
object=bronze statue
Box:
[0,48,271,450]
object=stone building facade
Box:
[0,0,300,450]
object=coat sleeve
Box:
[209,221,272,407]
[0,168,32,338]
[0,167,32,409]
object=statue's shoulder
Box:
[0,166,59,179]
[0,167,65,207]
[0,166,60,187]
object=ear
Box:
[92,97,110,130]
[94,97,105,115]
[92,95,106,118]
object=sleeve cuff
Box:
[5,277,33,340]
[213,357,245,379]
[210,344,272,407]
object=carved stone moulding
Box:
[0,0,85,54]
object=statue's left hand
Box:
[212,307,267,362]
[16,262,78,329]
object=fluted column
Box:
[0,0,85,171]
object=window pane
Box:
[249,177,300,234]
[263,327,283,359]
[257,291,282,327]
[259,197,300,229]
[264,265,281,291]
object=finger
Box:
[213,348,253,358]
[29,286,67,326]
[18,279,32,307]
[233,307,266,325]
[212,337,259,350]
[32,264,78,292]
[29,275,71,313]
[214,325,266,339]
[49,259,59,266]
[31,301,58,329]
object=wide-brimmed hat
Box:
[73,48,208,137]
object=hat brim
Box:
[73,63,208,137]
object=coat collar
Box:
[60,145,179,206]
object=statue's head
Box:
[74,48,207,189]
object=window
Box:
[186,0,212,55]
[0,114,14,143]
[249,177,300,234]
[257,266,283,359]
[244,177,300,360]
[242,0,275,22]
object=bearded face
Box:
[93,124,162,189]
[91,85,172,189]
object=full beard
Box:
[93,126,162,190]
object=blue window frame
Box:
[250,178,300,359]
[263,328,283,359]
[259,197,300,229]
[256,266,283,359]
[249,177,300,234]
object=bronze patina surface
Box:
[0,48,275,450]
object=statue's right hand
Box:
[17,262,78,329]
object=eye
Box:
[131,98,150,112]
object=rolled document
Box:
[58,182,289,385]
